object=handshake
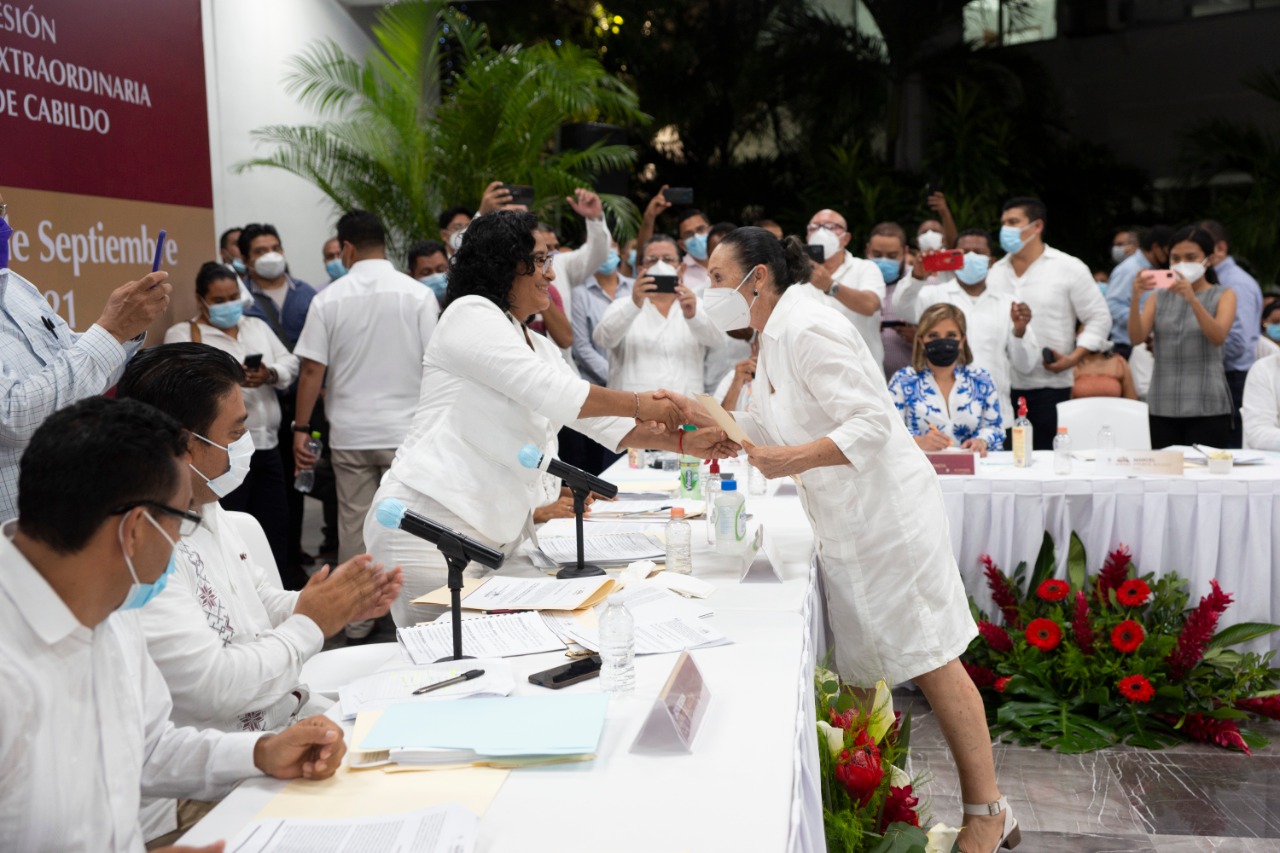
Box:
[633,389,741,460]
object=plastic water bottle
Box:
[293,431,323,493]
[715,480,747,554]
[1053,427,1073,475]
[678,431,701,499]
[704,460,722,545]
[665,507,692,574]
[599,594,635,695]
[1098,424,1116,451]
[749,462,767,496]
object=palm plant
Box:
[236,0,650,261]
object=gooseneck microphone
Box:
[374,499,504,569]
[518,444,619,500]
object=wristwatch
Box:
[290,421,312,433]
[827,282,840,296]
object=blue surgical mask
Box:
[627,249,637,270]
[230,258,246,276]
[598,248,621,275]
[325,259,347,280]
[999,224,1027,254]
[684,232,709,261]
[419,272,447,299]
[205,300,243,329]
[871,257,902,284]
[1097,281,1109,296]
[955,252,990,286]
[117,512,179,611]
[1267,324,1280,342]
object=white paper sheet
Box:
[228,803,476,853]
[397,612,566,664]
[338,660,515,720]
[569,614,731,655]
[532,532,666,567]
[618,584,714,621]
[454,575,614,611]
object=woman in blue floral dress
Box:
[888,303,1004,456]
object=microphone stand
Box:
[556,483,605,580]
[433,531,476,662]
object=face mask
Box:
[254,251,287,280]
[684,232,709,261]
[627,249,637,270]
[325,259,347,280]
[190,432,254,498]
[955,252,989,286]
[704,268,757,333]
[419,272,447,299]
[1266,324,1280,342]
[646,259,678,278]
[1097,281,1109,296]
[205,300,243,329]
[918,230,944,252]
[999,224,1028,254]
[807,227,840,263]
[598,248,621,275]
[1111,245,1128,264]
[0,214,13,269]
[117,512,179,611]
[872,257,902,284]
[230,258,247,276]
[1172,261,1205,284]
[449,229,466,252]
[923,338,961,368]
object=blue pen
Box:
[151,229,167,272]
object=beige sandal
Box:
[962,796,1020,851]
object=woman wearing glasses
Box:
[365,210,737,628]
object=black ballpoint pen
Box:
[412,668,485,696]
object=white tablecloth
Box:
[943,451,1280,650]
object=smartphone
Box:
[1042,347,1056,366]
[803,244,825,263]
[924,181,940,198]
[1149,270,1176,290]
[650,275,679,294]
[244,353,263,370]
[921,249,964,273]
[503,184,535,206]
[881,320,906,329]
[528,655,602,689]
[663,187,694,205]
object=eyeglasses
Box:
[681,224,710,238]
[807,222,846,235]
[110,501,203,537]
[642,255,680,266]
[530,252,557,275]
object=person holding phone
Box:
[592,235,725,397]
[1130,225,1237,448]
[804,208,886,370]
[165,263,299,581]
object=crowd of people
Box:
[3,175,1280,853]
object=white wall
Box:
[201,0,373,287]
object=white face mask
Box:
[704,267,757,333]
[190,432,254,498]
[918,230,944,252]
[807,227,841,262]
[254,251,287,280]
[645,259,678,278]
[449,229,466,252]
[1171,261,1206,284]
[1111,245,1129,264]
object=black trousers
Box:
[1149,414,1233,450]
[1226,369,1249,449]
[220,446,296,587]
[1009,387,1072,451]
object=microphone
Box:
[518,444,619,499]
[374,499,504,570]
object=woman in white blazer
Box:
[365,210,736,628]
[694,227,1015,853]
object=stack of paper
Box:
[229,803,476,853]
[567,587,730,655]
[530,531,666,569]
[396,612,565,664]
[587,499,705,520]
[413,575,618,612]
[337,660,515,720]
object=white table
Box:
[183,458,829,853]
[942,451,1280,649]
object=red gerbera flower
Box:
[1072,591,1095,655]
[977,620,1013,653]
[962,661,997,689]
[879,785,921,831]
[1116,579,1152,608]
[1025,618,1062,652]
[1110,619,1146,653]
[994,676,1012,693]
[1036,579,1070,602]
[1117,674,1155,703]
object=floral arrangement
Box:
[962,532,1280,753]
[815,668,958,853]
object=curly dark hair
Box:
[441,210,539,313]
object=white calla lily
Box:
[868,679,894,742]
[815,720,845,758]
[888,763,911,789]
[924,823,960,853]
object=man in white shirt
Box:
[593,235,723,397]
[805,208,887,371]
[986,197,1112,447]
[1242,349,1280,450]
[0,396,347,853]
[634,188,711,293]
[164,262,300,583]
[293,210,435,639]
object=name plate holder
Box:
[925,450,976,476]
[630,650,711,754]
[739,524,782,584]
[1095,450,1184,477]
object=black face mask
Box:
[923,338,961,368]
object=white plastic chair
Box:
[225,510,283,589]
[1056,398,1151,451]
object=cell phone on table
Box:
[921,249,964,273]
[528,655,602,689]
[1149,270,1176,290]
[663,187,694,205]
[650,275,679,294]
[244,353,263,370]
[503,184,535,206]
[803,244,825,263]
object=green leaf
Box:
[867,822,931,853]
[1207,622,1280,651]
[1067,532,1087,592]
[1027,531,1056,596]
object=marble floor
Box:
[900,690,1280,852]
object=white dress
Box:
[738,286,976,685]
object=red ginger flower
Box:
[1167,579,1233,679]
[962,660,997,689]
[829,707,859,731]
[1117,674,1155,703]
[994,676,1012,693]
[1072,591,1095,655]
[1178,712,1251,754]
[981,554,1022,627]
[1037,579,1070,601]
[834,733,884,805]
[977,620,1013,653]
[1025,618,1062,652]
[879,785,921,831]
[1235,695,1280,721]
[1111,619,1146,654]
[1095,544,1133,604]
[1116,579,1152,608]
